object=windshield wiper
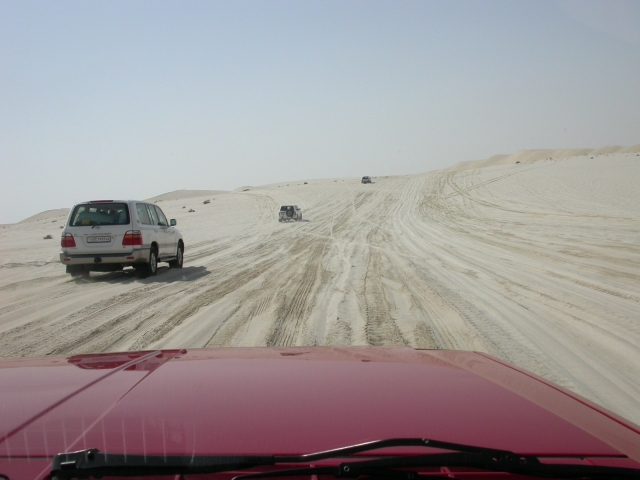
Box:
[49,438,639,480]
[48,439,490,479]
[235,452,639,480]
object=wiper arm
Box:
[276,437,511,461]
[49,438,640,480]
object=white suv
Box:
[279,205,302,222]
[60,200,184,278]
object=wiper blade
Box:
[49,438,640,480]
[50,449,275,479]
[243,453,640,480]
[48,438,500,479]
[233,464,442,480]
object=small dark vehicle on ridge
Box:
[362,176,372,183]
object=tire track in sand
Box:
[266,241,325,346]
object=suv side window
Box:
[154,206,168,226]
[136,203,151,225]
[146,204,159,225]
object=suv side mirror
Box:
[170,219,177,226]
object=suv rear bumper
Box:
[60,248,150,266]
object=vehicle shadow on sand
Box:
[72,265,210,284]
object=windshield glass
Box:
[1,0,640,473]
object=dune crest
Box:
[447,145,640,172]
[18,208,71,224]
[145,189,227,202]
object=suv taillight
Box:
[61,233,76,248]
[122,230,143,246]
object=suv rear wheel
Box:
[169,244,184,268]
[66,265,84,277]
[138,247,158,278]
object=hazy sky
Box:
[1,0,639,224]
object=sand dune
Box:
[145,189,227,202]
[17,208,71,224]
[0,150,639,426]
[448,145,640,171]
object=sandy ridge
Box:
[447,145,640,172]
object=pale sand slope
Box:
[448,144,640,171]
[0,152,639,425]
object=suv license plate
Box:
[87,236,111,243]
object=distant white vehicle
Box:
[361,176,371,184]
[59,200,184,278]
[279,205,302,222]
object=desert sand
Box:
[1,148,639,425]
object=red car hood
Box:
[1,347,639,479]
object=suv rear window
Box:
[69,203,130,226]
